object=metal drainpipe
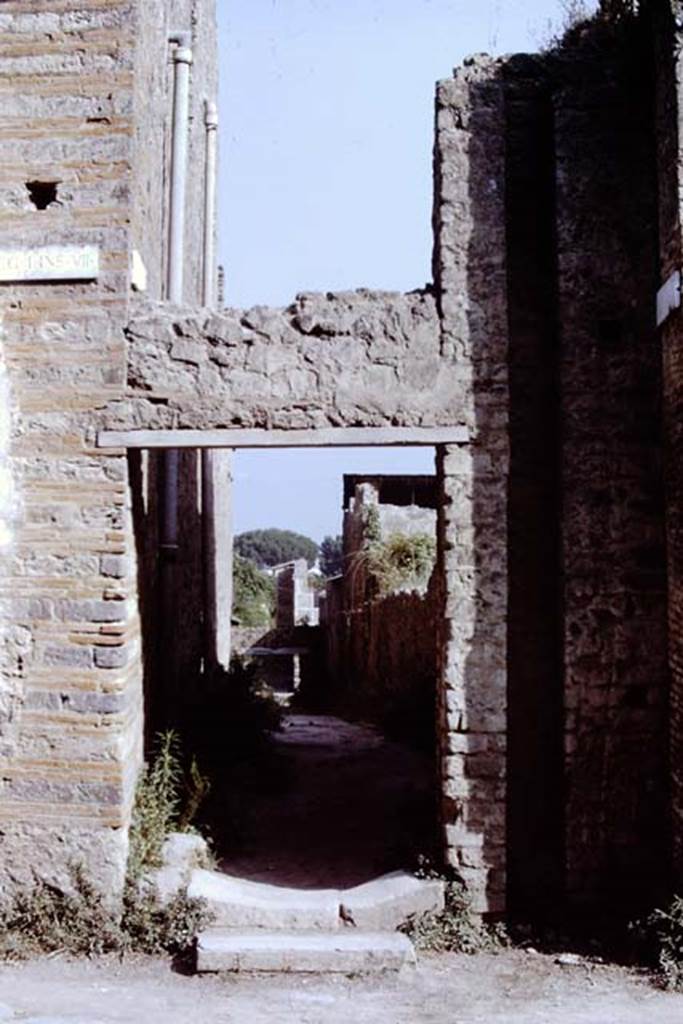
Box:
[202,100,218,308]
[161,32,192,699]
[201,99,233,670]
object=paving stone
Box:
[196,928,416,974]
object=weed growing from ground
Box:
[127,730,212,881]
[401,861,507,954]
[0,734,214,962]
[127,730,184,881]
[119,882,210,956]
[0,864,211,961]
[633,894,683,990]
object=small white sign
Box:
[657,269,681,327]
[0,245,99,283]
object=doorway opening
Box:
[131,439,446,891]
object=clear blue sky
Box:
[217,0,597,542]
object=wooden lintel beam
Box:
[97,426,470,450]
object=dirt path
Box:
[218,714,435,888]
[1,950,682,1023]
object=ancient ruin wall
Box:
[0,0,141,891]
[323,483,438,740]
[554,20,669,907]
[0,0,217,892]
[433,58,510,915]
[503,55,565,914]
[105,288,451,432]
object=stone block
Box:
[94,644,128,669]
[162,831,210,872]
[43,644,92,668]
[187,869,341,931]
[196,929,416,974]
[100,554,128,578]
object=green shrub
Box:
[176,656,283,849]
[127,731,184,881]
[354,531,436,597]
[0,732,215,962]
[232,554,276,626]
[182,656,281,773]
[119,882,211,956]
[319,534,343,577]
[401,864,507,954]
[0,865,122,959]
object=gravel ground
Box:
[0,948,682,1024]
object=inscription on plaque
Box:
[0,245,99,283]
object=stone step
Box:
[187,869,341,930]
[187,868,445,932]
[196,929,417,974]
[341,871,445,931]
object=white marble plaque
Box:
[0,245,99,282]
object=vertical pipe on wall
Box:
[201,99,233,670]
[167,32,192,304]
[202,100,218,309]
[160,32,192,708]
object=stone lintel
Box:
[97,425,470,450]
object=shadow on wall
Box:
[129,449,204,744]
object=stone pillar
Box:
[436,444,507,917]
[433,56,509,916]
[201,449,233,670]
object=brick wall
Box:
[0,0,217,893]
[0,0,140,891]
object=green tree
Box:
[231,555,275,626]
[319,534,343,577]
[234,528,319,568]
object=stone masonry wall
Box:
[503,55,565,915]
[0,0,141,892]
[105,289,450,432]
[323,481,438,742]
[0,0,217,894]
[433,59,510,915]
[654,0,683,889]
[554,19,669,908]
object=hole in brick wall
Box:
[25,181,59,210]
[597,318,623,345]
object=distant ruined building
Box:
[1,0,683,921]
